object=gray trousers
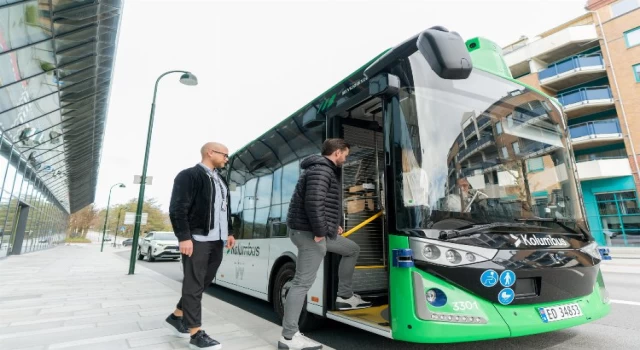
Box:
[282,229,360,338]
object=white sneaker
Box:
[278,332,322,350]
[336,293,372,310]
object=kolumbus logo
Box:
[226,242,261,256]
[511,234,569,247]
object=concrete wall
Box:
[503,25,599,67]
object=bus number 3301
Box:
[452,301,480,312]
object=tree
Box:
[95,197,172,238]
[68,204,98,238]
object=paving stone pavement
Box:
[0,243,287,350]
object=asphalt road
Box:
[116,249,640,349]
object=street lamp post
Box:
[128,70,198,275]
[112,208,123,248]
[101,183,125,252]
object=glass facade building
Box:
[0,0,122,257]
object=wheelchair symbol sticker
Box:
[500,270,516,287]
[480,269,498,287]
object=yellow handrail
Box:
[342,211,383,238]
[355,265,385,269]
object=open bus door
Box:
[324,96,392,335]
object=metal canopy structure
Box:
[0,0,123,213]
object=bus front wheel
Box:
[272,262,323,331]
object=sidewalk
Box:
[0,242,289,350]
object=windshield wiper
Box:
[515,217,590,241]
[438,222,546,240]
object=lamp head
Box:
[179,72,198,86]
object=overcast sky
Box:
[94,0,588,210]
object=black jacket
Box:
[169,164,233,242]
[287,155,342,239]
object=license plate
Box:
[538,303,583,323]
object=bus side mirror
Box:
[417,27,472,80]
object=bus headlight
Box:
[426,288,447,307]
[445,250,462,264]
[409,237,497,267]
[426,289,436,302]
[423,245,441,260]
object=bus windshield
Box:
[392,51,585,234]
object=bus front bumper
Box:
[390,269,611,343]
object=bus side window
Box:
[230,214,242,236]
[242,209,254,239]
[242,178,258,239]
[281,160,300,223]
[268,167,284,238]
[228,164,244,239]
[271,222,288,238]
[254,174,273,239]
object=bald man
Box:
[166,142,236,350]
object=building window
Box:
[625,27,640,48]
[596,191,640,246]
[495,122,503,135]
[527,157,544,172]
[512,141,520,154]
[501,146,509,159]
[611,0,639,18]
[575,148,627,162]
[634,63,640,82]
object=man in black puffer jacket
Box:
[278,139,371,350]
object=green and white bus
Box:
[214,26,611,343]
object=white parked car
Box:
[136,231,180,262]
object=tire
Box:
[272,262,323,332]
[148,248,155,262]
[137,247,144,260]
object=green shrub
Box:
[65,237,92,243]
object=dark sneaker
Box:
[336,293,372,310]
[165,314,190,338]
[190,330,222,350]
